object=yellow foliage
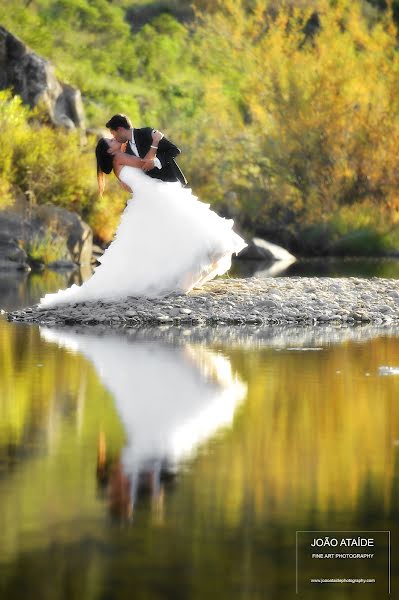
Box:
[187,0,399,250]
[3,2,399,251]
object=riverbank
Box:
[6,276,399,328]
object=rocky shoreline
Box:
[6,276,399,328]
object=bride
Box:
[39,134,246,307]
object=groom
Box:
[106,114,187,185]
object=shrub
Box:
[25,231,69,265]
[2,1,399,253]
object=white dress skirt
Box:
[39,165,246,307]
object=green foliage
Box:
[0,90,124,241]
[0,92,29,208]
[1,0,399,252]
[25,230,68,264]
[185,0,399,253]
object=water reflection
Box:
[231,256,399,279]
[0,269,84,311]
[1,317,399,598]
[40,327,247,520]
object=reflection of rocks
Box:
[42,321,399,352]
[0,270,30,309]
[231,258,294,278]
[0,26,85,130]
[245,258,296,279]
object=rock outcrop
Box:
[0,26,85,130]
[32,204,93,266]
[0,212,30,270]
[0,202,92,270]
[237,237,296,262]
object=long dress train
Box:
[39,166,246,307]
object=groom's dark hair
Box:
[106,114,132,130]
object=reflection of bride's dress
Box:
[40,166,246,307]
[40,329,247,475]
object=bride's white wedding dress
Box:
[39,166,246,307]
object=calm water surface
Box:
[0,265,398,599]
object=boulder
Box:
[91,243,104,264]
[0,26,85,131]
[237,237,296,262]
[33,204,93,266]
[0,235,29,270]
[0,202,92,268]
[0,213,30,270]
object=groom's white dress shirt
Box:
[130,129,161,169]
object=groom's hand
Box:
[152,130,164,144]
[142,158,155,172]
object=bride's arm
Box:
[118,179,132,193]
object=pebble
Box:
[6,276,399,329]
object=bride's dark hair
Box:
[96,138,114,195]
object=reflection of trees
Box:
[185,336,399,530]
[0,321,399,599]
[0,270,91,312]
[0,320,126,564]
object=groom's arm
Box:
[142,130,162,171]
[142,127,181,168]
[156,136,181,166]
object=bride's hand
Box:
[142,158,155,172]
[152,130,164,144]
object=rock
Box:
[257,299,279,310]
[237,237,296,262]
[92,244,105,256]
[0,202,92,267]
[379,305,394,314]
[7,276,399,329]
[0,26,85,131]
[0,232,29,270]
[33,204,92,266]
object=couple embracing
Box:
[39,114,246,307]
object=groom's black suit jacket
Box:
[126,127,187,185]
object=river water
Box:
[0,261,398,599]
